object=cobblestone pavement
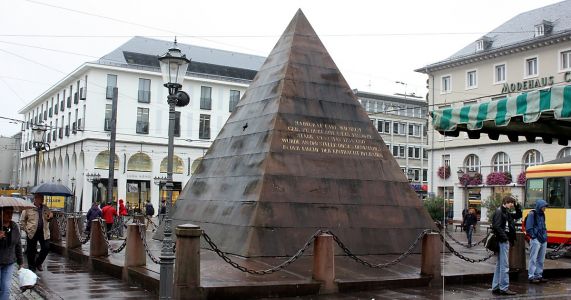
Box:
[9,254,154,299]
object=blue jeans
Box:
[528,239,547,280]
[0,263,15,300]
[465,226,474,245]
[492,242,510,291]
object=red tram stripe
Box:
[526,168,571,174]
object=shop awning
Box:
[431,84,571,145]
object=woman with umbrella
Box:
[0,197,29,299]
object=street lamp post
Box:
[70,177,76,212]
[158,39,190,299]
[32,125,49,186]
[86,172,101,210]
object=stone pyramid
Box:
[168,9,435,257]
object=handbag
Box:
[484,232,499,252]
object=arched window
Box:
[557,147,571,158]
[464,154,480,172]
[522,149,543,168]
[191,157,203,175]
[94,150,119,170]
[127,152,152,172]
[159,155,184,174]
[492,152,511,172]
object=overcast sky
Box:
[0,0,562,136]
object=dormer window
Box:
[534,20,553,37]
[475,36,492,52]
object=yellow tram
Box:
[524,157,571,245]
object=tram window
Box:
[525,178,544,209]
[546,177,565,208]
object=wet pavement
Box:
[264,276,571,299]
[10,254,154,299]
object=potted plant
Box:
[486,171,512,185]
[438,165,451,179]
[517,171,526,185]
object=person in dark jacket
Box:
[525,199,548,283]
[158,200,166,225]
[145,200,154,228]
[85,202,102,234]
[0,207,23,300]
[463,208,478,247]
[491,195,522,296]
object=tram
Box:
[523,156,571,245]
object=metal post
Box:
[160,95,177,299]
[107,87,118,203]
[34,148,40,186]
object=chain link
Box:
[71,214,90,244]
[55,213,67,237]
[137,223,161,264]
[202,230,323,275]
[438,232,496,263]
[327,229,431,269]
[145,216,159,232]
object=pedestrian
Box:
[525,199,548,284]
[158,200,166,225]
[491,195,522,295]
[463,207,478,247]
[101,201,117,240]
[20,193,53,272]
[145,200,154,229]
[0,207,23,300]
[118,199,128,217]
[85,202,102,234]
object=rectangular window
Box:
[383,121,391,133]
[138,78,151,103]
[200,86,212,110]
[104,104,112,131]
[174,111,181,137]
[422,169,428,182]
[399,145,405,157]
[414,147,420,158]
[60,90,65,111]
[106,74,117,99]
[494,64,506,83]
[136,107,149,134]
[442,154,450,167]
[408,146,414,158]
[377,120,383,133]
[229,90,240,112]
[466,70,477,89]
[54,95,59,115]
[423,148,428,159]
[199,114,211,139]
[525,57,538,77]
[392,145,399,157]
[393,122,399,134]
[441,75,451,93]
[561,50,571,71]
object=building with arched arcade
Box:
[18,36,265,212]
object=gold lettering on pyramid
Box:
[281,120,383,158]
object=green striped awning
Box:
[431,84,571,145]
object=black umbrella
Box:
[30,182,73,197]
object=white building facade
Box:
[356,91,429,197]
[18,37,265,213]
[416,1,571,221]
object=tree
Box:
[423,196,446,222]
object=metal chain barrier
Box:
[438,232,495,263]
[94,218,127,254]
[55,213,67,237]
[327,229,431,269]
[72,215,90,244]
[202,230,323,275]
[145,216,159,232]
[137,223,161,264]
[442,227,487,248]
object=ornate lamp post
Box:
[86,172,101,209]
[70,177,76,212]
[32,125,49,186]
[158,39,190,299]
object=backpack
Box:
[523,209,538,241]
[146,203,155,216]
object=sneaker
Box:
[529,278,540,284]
[499,289,517,295]
[492,289,500,295]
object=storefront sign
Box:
[501,71,571,94]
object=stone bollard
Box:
[509,232,526,272]
[125,224,146,267]
[66,216,81,249]
[312,233,337,294]
[421,232,442,286]
[49,215,61,242]
[174,224,204,300]
[90,219,108,257]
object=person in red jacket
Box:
[101,201,117,240]
[118,199,128,217]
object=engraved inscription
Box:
[281,120,383,158]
